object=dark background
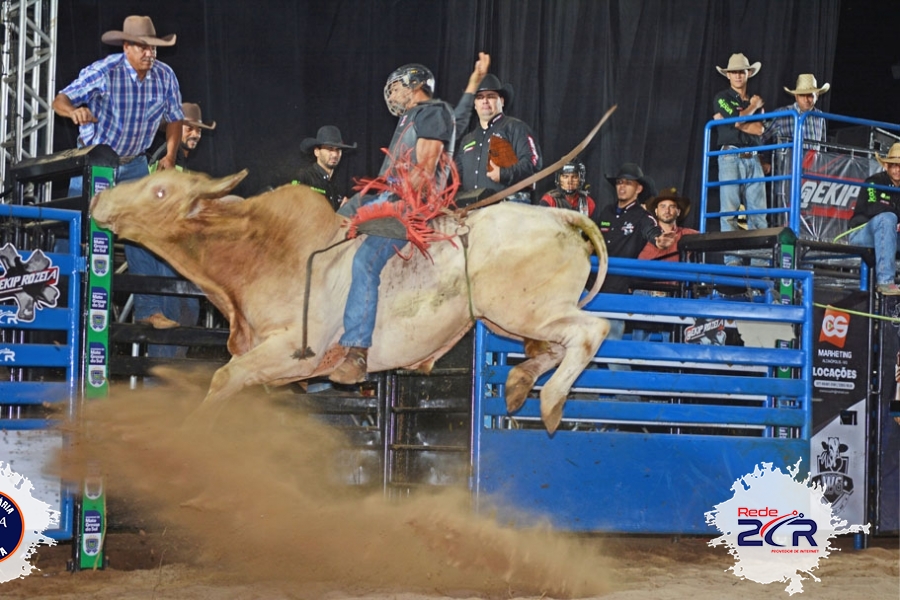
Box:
[54,0,895,227]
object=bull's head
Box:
[89,169,248,238]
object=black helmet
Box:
[556,160,586,194]
[384,64,435,116]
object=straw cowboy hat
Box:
[300,126,357,154]
[876,142,900,167]
[784,73,830,96]
[101,16,176,47]
[182,103,215,130]
[716,53,761,77]
[475,73,515,105]
[645,188,692,221]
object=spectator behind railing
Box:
[760,74,830,175]
[638,188,699,262]
[597,163,665,377]
[841,142,900,295]
[712,53,767,266]
[538,159,601,221]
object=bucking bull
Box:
[90,169,610,433]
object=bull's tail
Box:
[562,212,607,308]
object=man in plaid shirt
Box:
[53,16,191,345]
[53,15,184,175]
[762,73,829,153]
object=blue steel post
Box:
[700,126,712,233]
[471,321,487,500]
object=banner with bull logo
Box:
[810,287,870,529]
[0,243,60,323]
[772,148,880,242]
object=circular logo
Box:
[0,492,24,562]
[0,462,57,583]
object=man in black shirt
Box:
[712,53,767,251]
[846,143,900,295]
[296,125,357,210]
[595,163,668,378]
[456,74,541,203]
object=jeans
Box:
[340,235,403,348]
[848,212,899,286]
[126,242,200,358]
[718,154,768,266]
[718,154,767,233]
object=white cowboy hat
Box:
[784,74,830,95]
[876,143,900,166]
[101,16,176,47]
[716,53,761,77]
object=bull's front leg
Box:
[182,333,319,430]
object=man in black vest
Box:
[329,64,455,384]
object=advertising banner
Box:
[773,149,880,242]
[810,288,870,528]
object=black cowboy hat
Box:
[475,73,514,106]
[300,125,357,154]
[606,162,656,202]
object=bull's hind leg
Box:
[505,339,566,413]
[527,313,609,434]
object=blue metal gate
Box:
[0,204,81,540]
[472,259,813,534]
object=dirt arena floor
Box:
[3,372,898,599]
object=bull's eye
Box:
[155,188,165,199]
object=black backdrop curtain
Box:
[55,1,840,228]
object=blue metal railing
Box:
[471,258,813,533]
[701,109,900,239]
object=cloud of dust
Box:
[59,369,611,598]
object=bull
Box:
[89,169,609,433]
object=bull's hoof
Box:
[505,366,535,413]
[542,402,564,435]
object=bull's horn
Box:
[200,169,249,199]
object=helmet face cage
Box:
[556,160,586,193]
[384,64,436,116]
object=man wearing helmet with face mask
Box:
[538,160,600,221]
[329,64,455,385]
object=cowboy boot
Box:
[329,347,368,385]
